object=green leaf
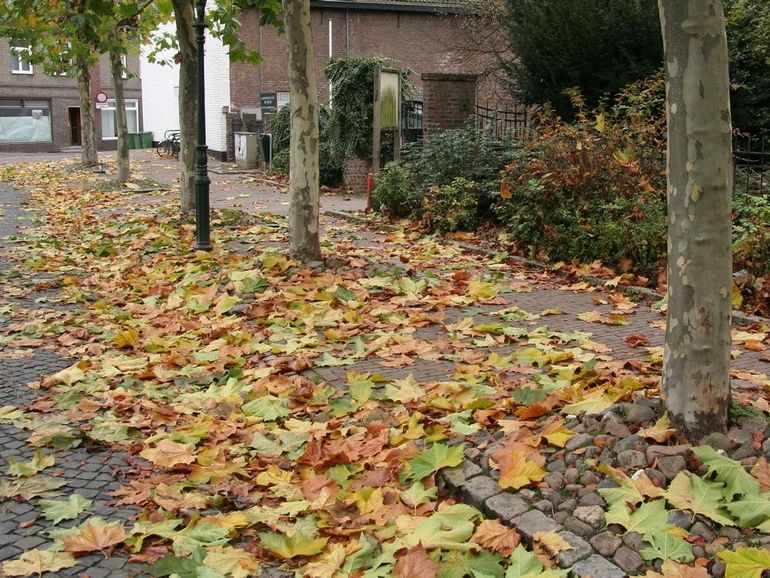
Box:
[0,475,68,500]
[692,445,760,500]
[604,500,670,535]
[406,443,464,481]
[7,449,54,477]
[664,472,735,527]
[441,411,481,435]
[171,522,230,555]
[146,550,209,578]
[724,492,770,528]
[38,494,92,524]
[597,464,645,507]
[241,395,290,421]
[717,547,770,578]
[258,530,328,558]
[639,532,694,563]
[402,481,438,507]
[241,276,268,293]
[504,545,542,578]
[438,550,505,578]
[510,388,546,405]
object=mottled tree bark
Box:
[659,0,733,440]
[75,55,98,166]
[173,0,197,215]
[284,0,322,263]
[109,41,130,182]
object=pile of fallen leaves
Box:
[0,160,769,577]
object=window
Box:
[10,46,33,75]
[0,99,51,142]
[276,91,290,110]
[100,99,139,139]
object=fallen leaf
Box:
[394,544,439,578]
[61,517,126,554]
[470,519,520,557]
[2,549,76,576]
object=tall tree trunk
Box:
[75,55,98,166]
[284,0,322,263]
[109,41,130,182]
[659,0,733,440]
[173,0,197,214]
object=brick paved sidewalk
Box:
[0,183,144,577]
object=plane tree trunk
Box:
[75,55,98,167]
[284,0,322,263]
[173,0,197,214]
[109,41,130,182]
[659,0,733,440]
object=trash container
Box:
[128,133,140,149]
[261,133,272,168]
[234,132,261,169]
[140,132,153,149]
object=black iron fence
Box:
[734,133,770,196]
[475,102,530,141]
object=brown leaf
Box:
[751,457,770,491]
[744,340,767,352]
[625,334,650,348]
[61,518,126,554]
[470,519,520,557]
[393,544,438,578]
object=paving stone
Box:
[614,434,646,453]
[461,475,502,505]
[613,546,643,573]
[564,516,594,537]
[513,509,561,540]
[573,505,604,528]
[616,449,647,470]
[438,459,482,491]
[555,530,593,568]
[564,433,593,452]
[590,531,623,556]
[658,455,687,480]
[569,554,626,578]
[485,493,528,522]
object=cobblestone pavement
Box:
[0,182,144,577]
[3,158,770,576]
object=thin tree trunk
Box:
[109,42,130,182]
[659,0,733,440]
[173,0,196,215]
[284,0,322,263]
[75,55,98,166]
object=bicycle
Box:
[156,130,180,159]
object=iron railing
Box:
[475,102,530,141]
[734,132,770,196]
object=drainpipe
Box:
[328,19,333,107]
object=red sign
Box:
[95,90,108,104]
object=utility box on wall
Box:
[234,132,261,169]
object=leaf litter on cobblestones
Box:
[2,161,770,576]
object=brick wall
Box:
[421,73,477,137]
[231,7,483,109]
[343,155,370,193]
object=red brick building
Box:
[0,39,142,153]
[231,0,495,119]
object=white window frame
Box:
[276,91,290,110]
[100,99,139,140]
[10,46,33,75]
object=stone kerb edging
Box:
[323,209,767,328]
[437,460,627,578]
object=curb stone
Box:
[437,466,626,577]
[326,209,766,327]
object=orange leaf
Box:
[500,181,512,199]
[470,520,521,557]
[498,450,547,490]
[61,518,126,554]
[139,439,197,468]
[625,334,650,348]
[393,544,438,578]
[745,340,766,352]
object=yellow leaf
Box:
[539,418,574,448]
[638,413,676,443]
[595,113,606,133]
[303,544,347,578]
[533,530,573,556]
[2,550,76,576]
[140,439,197,468]
[113,327,141,348]
[717,547,770,578]
[203,546,262,578]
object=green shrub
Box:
[269,104,342,186]
[271,148,289,176]
[733,188,770,276]
[372,162,417,217]
[422,177,480,234]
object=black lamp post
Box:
[194,0,212,251]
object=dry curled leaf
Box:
[470,519,521,557]
[393,544,439,578]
